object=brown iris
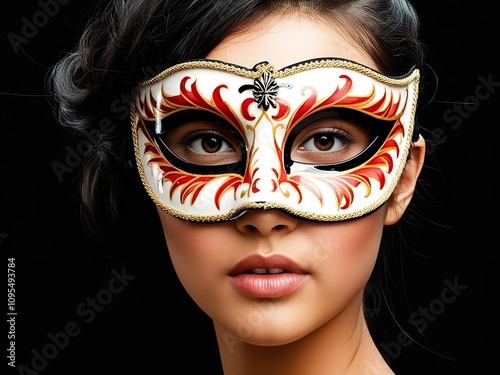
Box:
[200,135,224,153]
[313,134,336,151]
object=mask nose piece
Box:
[229,210,248,221]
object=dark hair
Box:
[47,0,425,231]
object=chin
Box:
[221,315,315,347]
[240,331,308,347]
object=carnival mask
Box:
[131,58,419,222]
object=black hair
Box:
[47,0,426,326]
[47,0,425,231]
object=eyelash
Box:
[300,128,355,148]
[180,129,233,150]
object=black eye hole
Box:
[284,108,394,173]
[145,110,247,175]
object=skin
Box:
[156,12,426,375]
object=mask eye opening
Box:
[283,108,395,173]
[145,109,248,176]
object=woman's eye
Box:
[185,131,233,154]
[159,119,243,166]
[299,131,348,153]
[291,118,373,164]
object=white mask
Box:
[131,58,419,222]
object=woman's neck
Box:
[213,303,394,375]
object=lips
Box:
[229,254,309,298]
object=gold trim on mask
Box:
[138,58,418,88]
[131,58,420,222]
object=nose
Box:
[234,209,298,237]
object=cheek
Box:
[312,209,387,294]
[343,214,384,264]
[155,207,226,307]
[340,216,384,262]
[157,210,207,273]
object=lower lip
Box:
[229,273,309,298]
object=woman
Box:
[48,0,426,373]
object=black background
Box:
[1,1,498,374]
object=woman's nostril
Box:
[234,209,298,236]
[246,225,258,232]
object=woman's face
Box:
[156,13,388,345]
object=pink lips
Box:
[229,254,309,298]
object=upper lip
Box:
[229,254,307,275]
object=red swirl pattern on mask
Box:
[136,72,407,213]
[286,75,407,209]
